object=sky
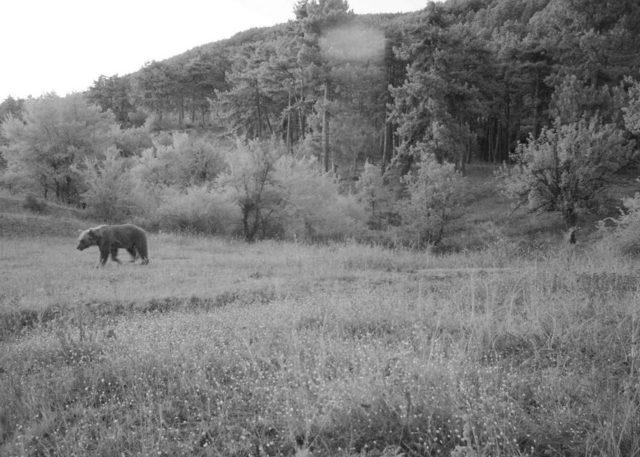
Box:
[0,0,428,102]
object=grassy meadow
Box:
[2,212,640,456]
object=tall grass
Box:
[1,235,639,456]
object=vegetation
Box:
[1,94,116,203]
[2,0,640,242]
[399,150,465,247]
[500,118,636,226]
[597,192,640,257]
[1,210,640,456]
[2,1,640,454]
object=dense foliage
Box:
[2,0,640,241]
[501,118,636,225]
[1,94,116,202]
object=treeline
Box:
[4,0,640,174]
[86,0,640,171]
[2,0,640,246]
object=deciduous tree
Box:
[1,93,117,202]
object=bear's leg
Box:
[110,247,121,264]
[98,247,110,267]
[126,247,137,262]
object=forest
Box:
[2,0,640,246]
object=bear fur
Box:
[77,224,149,266]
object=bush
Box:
[115,127,153,157]
[220,138,366,242]
[154,131,173,147]
[500,118,636,225]
[22,194,48,214]
[397,150,465,248]
[274,154,367,241]
[219,138,285,241]
[149,186,240,235]
[355,161,397,230]
[134,132,227,188]
[127,109,147,128]
[80,147,145,222]
[0,163,37,195]
[623,77,640,135]
[144,113,177,132]
[172,133,227,185]
[598,193,640,257]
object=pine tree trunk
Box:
[264,108,273,134]
[494,121,502,163]
[487,119,494,162]
[533,71,540,138]
[287,91,292,154]
[505,104,511,161]
[382,62,393,172]
[322,82,330,172]
[382,120,392,172]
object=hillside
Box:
[144,11,414,72]
[0,192,90,237]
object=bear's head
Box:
[77,228,98,250]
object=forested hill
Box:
[2,0,640,247]
[80,0,640,173]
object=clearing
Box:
[1,206,639,456]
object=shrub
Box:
[172,133,227,185]
[398,150,465,248]
[500,118,636,226]
[274,154,367,241]
[134,132,227,188]
[220,138,366,242]
[149,186,240,235]
[154,131,173,147]
[127,109,147,128]
[80,147,145,222]
[623,77,640,135]
[597,193,640,257]
[0,162,37,195]
[115,127,153,157]
[355,161,397,230]
[22,194,48,214]
[219,138,285,241]
[144,113,176,132]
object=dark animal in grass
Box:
[77,224,149,267]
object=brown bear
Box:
[77,224,149,267]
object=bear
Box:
[77,224,149,267]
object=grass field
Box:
[2,214,640,456]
